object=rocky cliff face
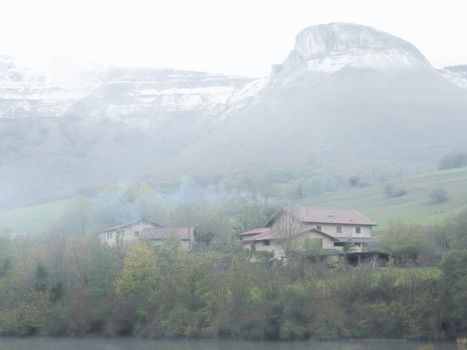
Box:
[0,56,260,125]
[440,65,467,88]
[292,23,427,62]
[0,55,102,118]
[269,23,432,85]
[65,67,260,127]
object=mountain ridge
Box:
[164,23,467,182]
[1,23,467,210]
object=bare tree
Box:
[271,211,303,256]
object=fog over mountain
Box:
[172,23,467,173]
[1,23,467,210]
[441,65,467,89]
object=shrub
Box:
[430,188,448,204]
[444,209,467,249]
[437,151,467,170]
[383,183,407,198]
[378,221,430,265]
[349,176,368,188]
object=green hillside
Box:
[1,167,467,234]
[0,198,73,234]
[301,167,467,229]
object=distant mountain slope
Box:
[0,61,260,209]
[0,56,259,123]
[65,67,258,126]
[1,22,467,210]
[168,23,467,178]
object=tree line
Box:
[0,205,467,340]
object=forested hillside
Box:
[1,218,467,339]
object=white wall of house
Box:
[100,222,156,247]
[315,223,372,239]
[101,223,193,252]
[247,230,337,259]
[269,212,373,240]
[250,240,286,259]
[302,231,336,249]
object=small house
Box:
[99,218,195,252]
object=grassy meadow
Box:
[0,198,73,233]
[302,167,467,229]
[1,167,467,234]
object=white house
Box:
[99,218,195,252]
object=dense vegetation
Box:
[1,201,467,340]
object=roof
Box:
[100,218,163,233]
[265,206,377,226]
[142,227,194,241]
[242,230,273,243]
[242,227,339,243]
[240,227,271,236]
[301,227,340,241]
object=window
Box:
[134,231,140,238]
[107,232,113,240]
[263,240,271,246]
[336,226,342,234]
[316,225,322,231]
[355,226,361,234]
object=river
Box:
[0,339,456,350]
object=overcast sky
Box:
[1,0,466,76]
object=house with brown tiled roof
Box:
[99,218,195,252]
[240,206,378,260]
[142,227,195,252]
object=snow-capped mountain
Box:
[269,22,432,88]
[169,23,467,178]
[292,23,426,62]
[0,55,103,118]
[0,58,263,209]
[65,67,260,127]
[440,65,467,89]
[1,22,467,211]
[0,55,261,125]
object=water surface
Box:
[0,338,455,350]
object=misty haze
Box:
[1,1,467,349]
